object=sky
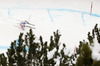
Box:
[0,0,100,60]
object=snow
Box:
[91,37,100,61]
[0,0,100,62]
[54,57,61,66]
[47,48,56,60]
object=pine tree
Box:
[26,29,36,65]
[0,29,76,66]
[92,60,100,66]
[16,33,27,66]
[0,53,7,66]
[76,41,92,66]
[6,41,16,66]
[75,24,100,66]
[49,36,55,51]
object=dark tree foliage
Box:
[0,53,7,66]
[76,41,92,66]
[0,29,74,66]
[92,61,100,66]
[76,24,100,66]
[6,33,27,66]
[1,24,100,66]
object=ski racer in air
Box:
[20,20,28,29]
[20,20,35,30]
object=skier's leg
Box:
[20,23,24,30]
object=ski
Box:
[17,22,35,26]
[25,26,35,29]
[17,23,35,29]
[27,22,35,26]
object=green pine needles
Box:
[1,24,100,66]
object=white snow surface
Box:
[0,0,100,62]
[91,37,100,61]
[47,48,57,60]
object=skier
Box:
[20,20,35,30]
[20,20,28,30]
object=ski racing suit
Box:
[20,21,27,30]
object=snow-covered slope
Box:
[0,0,100,55]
